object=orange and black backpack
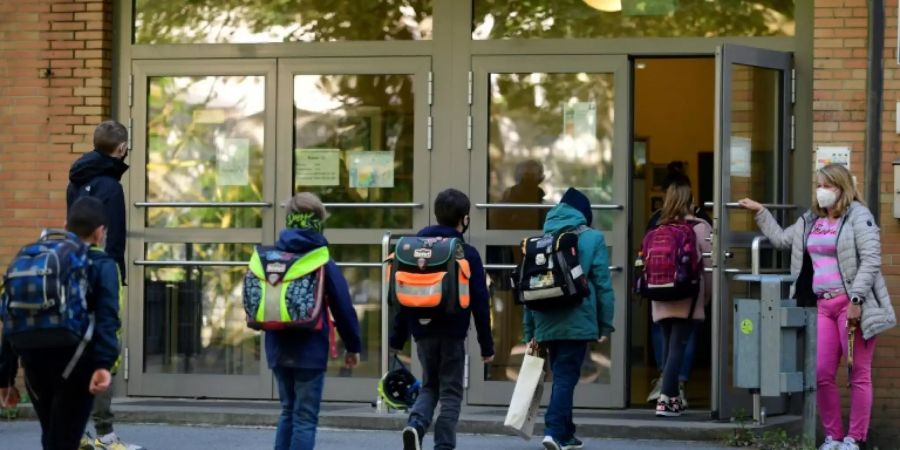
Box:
[387,236,471,318]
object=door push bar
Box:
[475,203,623,210]
[703,202,797,210]
[277,202,425,209]
[134,201,272,208]
[133,260,383,268]
[483,263,623,272]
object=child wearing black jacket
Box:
[0,197,121,450]
[391,188,495,450]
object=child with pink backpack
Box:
[637,182,712,417]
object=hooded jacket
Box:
[67,150,129,280]
[755,202,896,340]
[524,203,616,342]
[389,225,495,357]
[263,228,362,370]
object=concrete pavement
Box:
[0,421,738,449]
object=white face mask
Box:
[816,188,839,209]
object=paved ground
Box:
[0,421,736,449]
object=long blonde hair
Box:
[658,183,693,224]
[812,163,863,218]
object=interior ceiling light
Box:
[583,0,623,12]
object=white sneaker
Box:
[818,436,841,450]
[840,437,860,450]
[401,426,421,450]
[542,436,561,450]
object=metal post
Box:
[376,231,392,414]
[803,307,818,443]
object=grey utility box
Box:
[733,274,813,397]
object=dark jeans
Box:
[544,340,588,442]
[651,321,696,382]
[658,319,699,398]
[273,367,325,450]
[91,378,114,436]
[408,337,465,450]
[20,348,95,450]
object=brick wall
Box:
[0,0,114,261]
[814,0,900,446]
[0,0,114,394]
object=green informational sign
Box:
[622,0,676,16]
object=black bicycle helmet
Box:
[378,356,420,410]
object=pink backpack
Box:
[637,221,701,301]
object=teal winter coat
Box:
[523,204,616,342]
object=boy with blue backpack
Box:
[0,197,122,450]
[389,188,495,450]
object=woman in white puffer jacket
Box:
[739,163,896,450]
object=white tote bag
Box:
[504,351,545,439]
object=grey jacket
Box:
[755,201,896,340]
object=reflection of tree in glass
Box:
[294,74,415,229]
[488,73,615,230]
[473,0,794,39]
[147,76,265,228]
[135,0,433,44]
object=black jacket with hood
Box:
[67,150,129,280]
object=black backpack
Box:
[511,227,590,311]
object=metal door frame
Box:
[711,44,793,419]
[276,56,433,401]
[127,59,279,398]
[467,55,631,408]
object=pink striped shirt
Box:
[807,217,844,297]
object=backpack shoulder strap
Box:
[575,225,591,235]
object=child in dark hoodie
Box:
[266,192,362,450]
[0,197,122,450]
[391,188,495,450]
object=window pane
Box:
[487,72,615,231]
[728,64,780,233]
[293,75,416,229]
[135,1,433,44]
[328,245,384,377]
[473,0,795,40]
[485,246,611,384]
[146,76,265,228]
[143,243,259,375]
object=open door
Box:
[711,44,793,420]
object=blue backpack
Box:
[1,230,94,378]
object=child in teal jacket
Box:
[523,187,615,450]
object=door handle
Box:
[475,203,624,210]
[703,202,797,210]
[135,201,272,208]
[279,202,424,209]
[484,263,623,272]
[702,252,732,259]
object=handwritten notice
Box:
[295,149,340,186]
[730,136,752,178]
[348,151,394,188]
[816,146,850,170]
[216,138,249,186]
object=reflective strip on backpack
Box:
[457,259,471,309]
[283,247,330,281]
[522,287,565,301]
[395,271,445,308]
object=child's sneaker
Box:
[678,381,688,409]
[840,437,861,450]
[560,436,584,449]
[818,436,841,450]
[655,394,683,417]
[542,436,562,450]
[79,432,95,450]
[401,426,421,450]
[95,433,145,450]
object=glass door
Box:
[276,57,432,401]
[127,60,278,398]
[467,55,630,408]
[711,44,793,419]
